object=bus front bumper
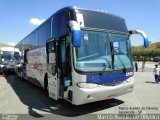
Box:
[72,78,134,105]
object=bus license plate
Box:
[107,94,117,99]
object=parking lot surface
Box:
[0,62,160,120]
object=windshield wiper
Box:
[115,52,127,73]
[99,57,111,73]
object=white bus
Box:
[15,6,148,105]
[0,47,20,74]
[0,47,20,65]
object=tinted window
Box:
[30,30,38,50]
[77,9,128,32]
[52,11,69,39]
[24,36,31,50]
[38,19,51,47]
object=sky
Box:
[0,0,160,46]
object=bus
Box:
[15,6,148,105]
[0,47,20,74]
[0,47,20,65]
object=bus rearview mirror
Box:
[143,37,149,48]
[71,30,81,47]
[69,20,81,47]
[129,30,149,48]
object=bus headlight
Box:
[77,82,98,89]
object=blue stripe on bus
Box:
[86,72,133,85]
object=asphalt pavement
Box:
[0,62,160,120]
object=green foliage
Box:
[156,43,160,48]
[132,42,160,61]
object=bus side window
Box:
[46,41,55,54]
[46,40,56,75]
[46,40,56,64]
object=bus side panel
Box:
[26,47,47,88]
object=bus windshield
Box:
[75,30,132,72]
[0,51,20,65]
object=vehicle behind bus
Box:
[0,47,20,75]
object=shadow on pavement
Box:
[145,81,159,84]
[4,75,124,117]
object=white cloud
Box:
[29,18,45,26]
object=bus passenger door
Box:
[58,37,72,99]
[46,40,59,100]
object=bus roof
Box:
[17,6,127,46]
